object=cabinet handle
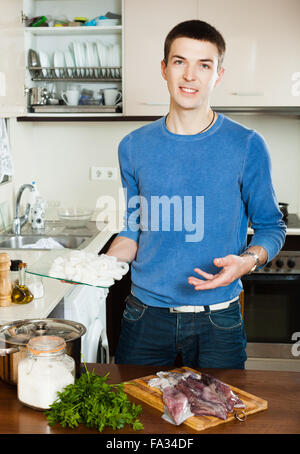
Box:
[231,92,264,96]
[141,102,169,106]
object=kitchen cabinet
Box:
[0,0,123,118]
[198,0,300,107]
[0,0,26,117]
[123,0,198,116]
[124,0,300,116]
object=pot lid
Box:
[0,318,86,346]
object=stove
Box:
[257,250,300,274]
[283,213,300,230]
[243,213,300,362]
[249,213,300,274]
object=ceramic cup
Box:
[61,87,81,106]
[103,88,122,106]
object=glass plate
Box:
[26,250,110,288]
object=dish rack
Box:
[28,66,122,82]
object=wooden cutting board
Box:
[123,367,268,431]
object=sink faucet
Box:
[12,184,35,234]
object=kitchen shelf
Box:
[28,66,122,81]
[24,25,122,36]
[31,105,118,113]
[17,115,158,122]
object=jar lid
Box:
[0,318,86,346]
[27,335,66,355]
[10,260,23,271]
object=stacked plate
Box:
[29,41,121,79]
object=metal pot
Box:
[29,87,48,106]
[279,202,289,219]
[0,318,86,385]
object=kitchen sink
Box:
[0,235,90,250]
[0,221,103,250]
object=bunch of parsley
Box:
[45,366,143,432]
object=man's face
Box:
[161,37,224,111]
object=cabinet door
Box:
[0,0,26,117]
[198,0,300,107]
[124,0,198,116]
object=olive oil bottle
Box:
[11,262,34,304]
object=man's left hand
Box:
[188,254,255,290]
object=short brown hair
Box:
[164,20,226,69]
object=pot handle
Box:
[0,346,20,356]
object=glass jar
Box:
[17,335,75,410]
[26,274,44,299]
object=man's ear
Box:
[214,67,225,88]
[161,59,167,81]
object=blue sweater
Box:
[117,113,286,308]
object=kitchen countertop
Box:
[0,223,118,324]
[0,211,299,325]
[248,227,300,236]
[0,364,299,434]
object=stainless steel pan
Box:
[0,318,86,385]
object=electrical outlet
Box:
[91,166,118,181]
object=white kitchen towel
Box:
[0,119,13,183]
[22,237,65,249]
[64,285,109,363]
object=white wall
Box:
[8,118,148,219]
[5,113,300,222]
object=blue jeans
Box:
[115,293,247,369]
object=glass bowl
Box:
[58,207,93,228]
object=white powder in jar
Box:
[18,356,74,410]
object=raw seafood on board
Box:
[148,370,245,426]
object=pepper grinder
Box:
[0,252,12,306]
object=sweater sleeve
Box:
[241,131,286,262]
[116,134,140,243]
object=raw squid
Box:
[148,370,245,425]
[162,386,191,425]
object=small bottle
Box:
[31,196,45,231]
[11,262,34,304]
[28,181,39,223]
[10,259,22,288]
[18,335,75,410]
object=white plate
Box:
[70,41,82,76]
[91,43,101,77]
[96,40,107,77]
[64,49,75,77]
[86,41,94,76]
[91,42,100,77]
[53,50,65,78]
[105,44,112,77]
[96,18,119,26]
[39,51,50,77]
[77,41,86,76]
[69,42,79,76]
[112,43,120,77]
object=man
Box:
[106,20,286,369]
